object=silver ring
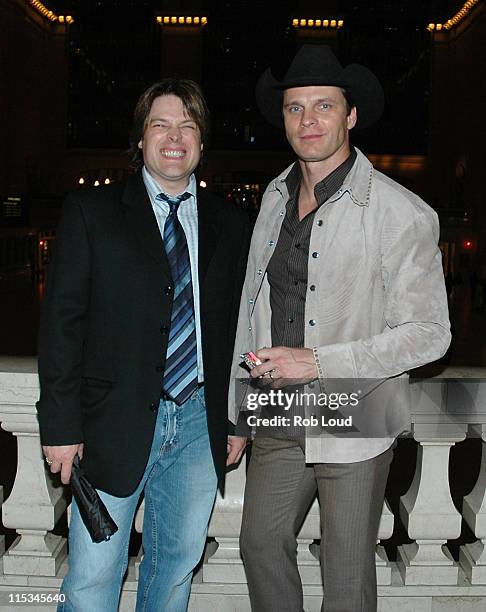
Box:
[45,457,53,466]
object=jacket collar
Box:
[121,171,171,278]
[121,169,151,209]
[121,172,222,284]
[196,188,222,282]
[269,147,374,207]
[334,147,374,207]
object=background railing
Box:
[1,357,486,611]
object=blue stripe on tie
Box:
[165,353,198,395]
[174,282,190,301]
[157,191,198,405]
[174,266,191,287]
[166,327,196,363]
[166,305,193,339]
[164,355,198,392]
[166,325,194,360]
[164,343,197,382]
[167,368,198,400]
[167,324,192,354]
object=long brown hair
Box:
[129,79,210,168]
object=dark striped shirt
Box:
[267,148,357,348]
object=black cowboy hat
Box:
[256,45,384,130]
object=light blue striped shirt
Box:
[142,167,203,382]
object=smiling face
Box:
[138,94,202,194]
[283,85,357,171]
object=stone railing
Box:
[1,357,486,611]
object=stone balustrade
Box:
[0,487,4,558]
[1,357,486,611]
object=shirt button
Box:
[160,325,169,334]
[248,326,252,332]
[164,285,173,295]
[279,210,285,216]
[288,317,294,323]
[149,402,158,412]
[249,298,254,304]
[268,240,275,247]
[337,189,343,195]
[316,220,323,227]
[257,269,263,275]
[312,252,319,258]
[295,243,301,249]
[309,285,316,291]
[309,319,316,326]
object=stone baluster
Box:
[376,499,394,585]
[397,423,466,585]
[133,499,144,578]
[460,425,486,584]
[0,363,67,576]
[297,497,321,585]
[0,485,5,556]
[1,413,68,576]
[203,458,247,583]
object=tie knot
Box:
[156,191,191,214]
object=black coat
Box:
[37,172,250,496]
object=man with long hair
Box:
[38,79,249,611]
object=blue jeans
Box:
[59,387,217,612]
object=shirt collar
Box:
[142,166,197,203]
[284,147,357,208]
[273,147,373,208]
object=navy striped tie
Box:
[157,191,198,405]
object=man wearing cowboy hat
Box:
[227,45,450,611]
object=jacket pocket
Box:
[81,376,113,388]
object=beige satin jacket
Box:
[229,148,451,462]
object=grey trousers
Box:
[239,437,394,612]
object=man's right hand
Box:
[226,435,247,466]
[42,443,84,485]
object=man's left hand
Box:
[226,435,247,466]
[250,346,318,385]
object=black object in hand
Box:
[70,455,118,543]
